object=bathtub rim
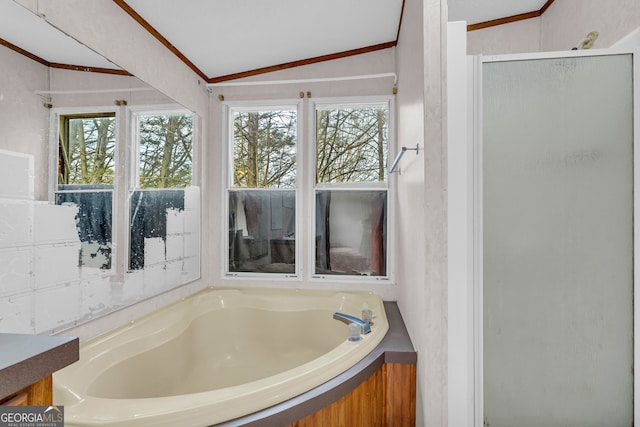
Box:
[214,301,416,426]
[54,287,396,426]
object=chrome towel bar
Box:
[388,144,419,175]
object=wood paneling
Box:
[1,393,28,406]
[26,375,53,406]
[384,363,416,426]
[0,375,52,406]
[286,363,415,427]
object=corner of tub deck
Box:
[0,333,79,401]
[215,301,416,427]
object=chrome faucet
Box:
[333,312,371,335]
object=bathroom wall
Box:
[0,46,202,336]
[542,0,640,51]
[3,1,406,339]
[0,149,86,334]
[0,45,49,200]
[395,0,448,425]
[14,0,209,116]
[467,0,640,55]
[207,48,399,300]
[466,18,542,55]
[0,0,212,340]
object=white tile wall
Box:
[33,202,79,244]
[79,275,112,321]
[184,233,199,258]
[35,283,81,333]
[144,237,166,266]
[144,263,168,295]
[165,234,184,261]
[0,294,33,334]
[0,247,33,297]
[166,208,184,234]
[34,243,81,288]
[0,200,34,248]
[0,149,34,200]
[0,149,201,336]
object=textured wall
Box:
[395,0,448,425]
[542,0,640,51]
[467,18,542,55]
[0,46,49,200]
[466,0,640,56]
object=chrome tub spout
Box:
[333,312,371,335]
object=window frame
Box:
[223,100,303,279]
[309,96,395,282]
[49,104,198,279]
[128,106,198,191]
[222,95,395,283]
[49,106,119,274]
[127,106,198,273]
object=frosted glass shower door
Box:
[482,53,634,426]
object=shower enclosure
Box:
[471,48,638,426]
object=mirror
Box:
[0,0,201,335]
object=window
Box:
[55,112,116,269]
[314,103,388,277]
[129,111,195,270]
[225,97,392,280]
[227,106,298,275]
[137,113,193,189]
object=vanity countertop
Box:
[0,333,79,400]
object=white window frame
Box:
[126,105,198,272]
[49,106,119,276]
[128,105,198,191]
[309,96,396,283]
[49,104,197,279]
[222,100,303,279]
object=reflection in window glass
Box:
[56,113,116,270]
[315,191,386,277]
[228,190,296,274]
[130,112,195,271]
[138,113,193,188]
[316,106,387,184]
[233,110,297,189]
[228,107,297,275]
[55,187,112,269]
[129,189,184,270]
[58,114,116,185]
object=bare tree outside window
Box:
[139,113,193,189]
[228,108,298,274]
[57,113,116,269]
[233,110,297,189]
[316,107,387,184]
[58,114,116,185]
[314,104,389,277]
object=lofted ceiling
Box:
[1,0,553,83]
[0,0,120,70]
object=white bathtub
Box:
[53,287,389,426]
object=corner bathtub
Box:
[53,287,389,426]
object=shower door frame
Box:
[468,46,640,427]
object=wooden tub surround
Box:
[216,302,417,427]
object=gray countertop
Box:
[0,333,79,399]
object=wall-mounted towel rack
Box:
[388,145,419,175]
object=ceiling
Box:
[0,0,120,70]
[1,0,552,83]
